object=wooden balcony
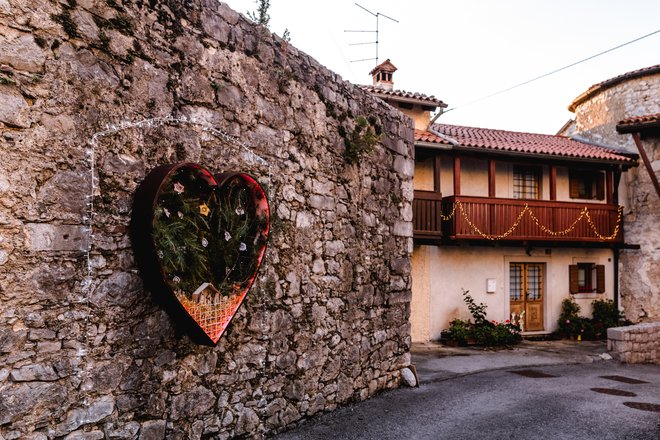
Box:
[413,193,623,244]
[412,191,444,241]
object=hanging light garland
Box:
[433,200,623,241]
[438,200,458,221]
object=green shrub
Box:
[441,290,522,347]
[462,289,488,325]
[556,297,630,340]
[441,319,471,346]
[557,297,581,339]
[592,299,625,327]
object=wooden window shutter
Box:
[595,172,605,200]
[595,265,606,293]
[569,265,579,294]
[569,174,580,199]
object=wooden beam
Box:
[434,155,442,193]
[488,160,496,197]
[632,132,660,201]
[550,165,557,201]
[606,170,614,205]
[488,159,496,234]
[453,156,461,196]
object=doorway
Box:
[509,263,544,331]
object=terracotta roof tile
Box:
[569,64,660,112]
[360,85,447,108]
[415,124,634,163]
[616,113,660,133]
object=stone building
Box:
[561,65,660,322]
[0,1,414,437]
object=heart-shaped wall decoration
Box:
[131,163,269,345]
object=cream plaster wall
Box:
[460,158,489,196]
[495,162,510,198]
[414,157,434,191]
[411,245,431,341]
[411,245,615,341]
[440,159,453,195]
[398,107,431,131]
[421,158,517,198]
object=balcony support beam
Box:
[550,165,557,201]
[434,155,442,193]
[453,156,461,196]
[488,160,496,197]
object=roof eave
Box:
[414,140,453,149]
[372,92,446,109]
[616,121,660,134]
[414,142,637,167]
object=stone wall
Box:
[569,69,660,323]
[608,322,660,365]
[0,1,414,438]
[571,71,660,148]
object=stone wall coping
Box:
[607,322,660,340]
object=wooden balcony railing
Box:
[412,191,444,240]
[413,193,623,244]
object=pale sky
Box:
[223,0,660,134]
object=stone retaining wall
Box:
[0,0,414,438]
[607,322,660,364]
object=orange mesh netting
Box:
[178,292,247,342]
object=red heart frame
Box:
[131,162,269,345]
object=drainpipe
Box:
[613,249,619,310]
[427,127,460,146]
[427,108,461,146]
[427,108,445,129]
[612,167,621,310]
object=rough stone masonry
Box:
[0,0,415,438]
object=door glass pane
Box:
[527,264,542,300]
[510,264,522,300]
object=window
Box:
[569,170,604,200]
[513,166,541,199]
[569,264,605,293]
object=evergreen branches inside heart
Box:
[152,166,265,303]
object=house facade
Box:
[365,60,637,341]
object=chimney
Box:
[369,59,397,91]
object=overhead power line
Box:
[444,28,660,113]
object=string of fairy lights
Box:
[430,200,623,241]
[82,116,271,295]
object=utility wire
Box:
[444,28,660,113]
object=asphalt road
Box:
[275,361,660,440]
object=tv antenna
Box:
[344,3,399,64]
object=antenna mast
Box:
[344,3,399,64]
